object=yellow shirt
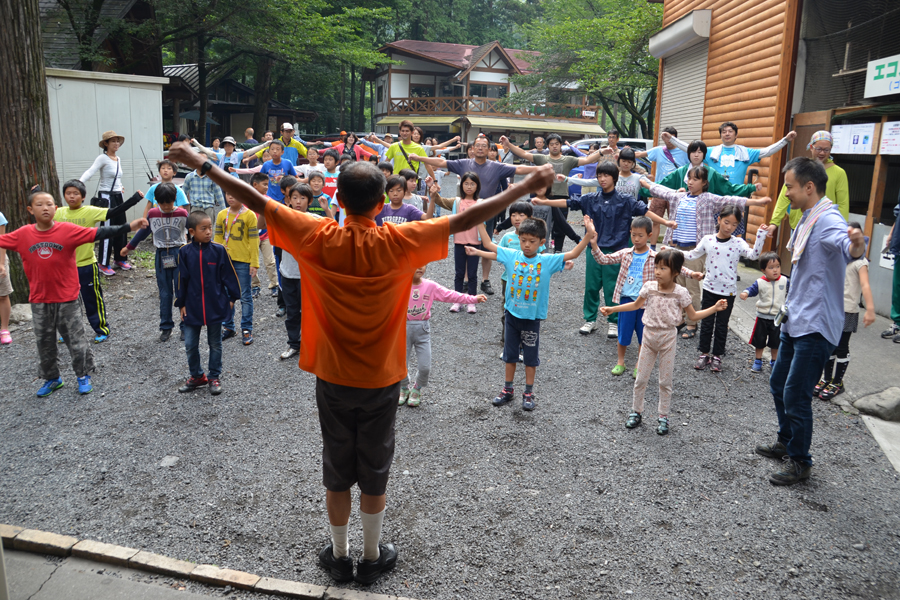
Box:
[385,141,427,174]
[54,205,108,266]
[771,160,850,230]
[214,208,260,268]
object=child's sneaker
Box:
[280,347,299,360]
[492,386,514,406]
[275,307,286,317]
[178,374,208,392]
[77,375,93,395]
[37,378,64,397]
[209,378,222,395]
[631,367,638,379]
[625,412,642,429]
[222,328,236,340]
[242,330,253,345]
[449,303,461,313]
[521,392,536,411]
[695,354,710,370]
[813,378,829,396]
[0,330,11,345]
[751,358,763,373]
[408,387,422,407]
[398,387,410,406]
[657,417,669,436]
[98,265,116,277]
[881,323,900,339]
[270,287,279,297]
[710,356,722,372]
[251,286,260,298]
[159,329,171,342]
[769,359,776,368]
[819,382,843,400]
[115,260,133,271]
[467,304,476,314]
[94,334,108,343]
[607,323,618,338]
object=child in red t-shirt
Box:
[0,190,145,397]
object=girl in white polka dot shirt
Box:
[680,205,769,372]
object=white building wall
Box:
[391,73,410,98]
[46,69,166,222]
[468,70,509,84]
[375,73,389,114]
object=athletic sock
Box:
[504,381,513,389]
[524,384,534,394]
[330,523,349,558]
[833,356,850,385]
[360,508,385,562]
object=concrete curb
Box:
[0,524,421,600]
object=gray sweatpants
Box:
[32,300,95,380]
[401,320,431,389]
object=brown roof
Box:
[382,40,538,74]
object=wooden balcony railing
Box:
[387,97,599,122]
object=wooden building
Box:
[650,0,900,312]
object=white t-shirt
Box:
[80,154,123,193]
[843,257,869,313]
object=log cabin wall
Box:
[655,0,802,243]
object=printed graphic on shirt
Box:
[408,288,431,318]
[30,242,64,258]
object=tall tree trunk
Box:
[197,34,208,141]
[0,0,61,304]
[358,72,366,131]
[369,79,375,131]
[339,64,346,131]
[252,56,273,137]
[349,66,356,132]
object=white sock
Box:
[330,523,349,558]
[360,508,385,561]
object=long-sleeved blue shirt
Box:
[567,189,648,250]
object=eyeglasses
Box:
[811,145,831,153]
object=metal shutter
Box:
[658,40,709,142]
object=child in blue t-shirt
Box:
[259,140,297,202]
[468,215,596,411]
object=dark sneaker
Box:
[318,544,353,583]
[625,412,642,429]
[818,382,843,400]
[710,356,722,372]
[159,329,171,342]
[522,392,536,411]
[481,280,495,295]
[270,287,279,297]
[221,328,237,341]
[251,286,260,299]
[37,378,64,397]
[242,330,253,346]
[881,323,900,339]
[755,439,788,460]
[656,417,669,436]
[751,358,762,373]
[813,378,829,397]
[492,386,514,407]
[355,543,398,585]
[178,375,208,393]
[695,354,710,370]
[209,378,222,395]
[769,457,811,486]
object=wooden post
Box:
[864,116,890,258]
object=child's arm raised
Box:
[859,263,876,327]
[740,225,768,260]
[168,142,270,214]
[562,215,597,262]
[121,220,153,256]
[600,296,646,316]
[465,245,496,260]
[191,138,219,160]
[448,165,554,234]
[686,299,729,322]
[428,182,455,211]
[431,282,487,305]
[739,280,760,301]
[682,237,710,260]
[96,218,148,241]
[477,223,498,252]
[105,191,145,220]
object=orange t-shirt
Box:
[265,202,450,388]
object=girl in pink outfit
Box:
[401,264,486,407]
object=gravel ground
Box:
[1,232,899,600]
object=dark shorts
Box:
[315,377,400,496]
[648,196,668,218]
[503,311,540,367]
[750,317,781,350]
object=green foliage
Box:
[507,0,662,137]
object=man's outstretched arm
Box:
[448,165,554,234]
[168,142,270,214]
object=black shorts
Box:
[503,311,541,367]
[750,317,781,350]
[315,377,400,495]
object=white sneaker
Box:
[579,321,596,335]
[607,323,618,338]
[449,303,461,313]
[280,348,299,360]
[467,304,477,314]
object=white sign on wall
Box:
[864,53,900,99]
[880,121,900,154]
[830,123,877,154]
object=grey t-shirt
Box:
[533,154,580,197]
[447,159,517,200]
[616,173,644,200]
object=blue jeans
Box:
[183,323,223,379]
[769,332,835,466]
[155,248,182,331]
[223,261,253,332]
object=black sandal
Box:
[681,327,697,339]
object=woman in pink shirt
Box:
[401,264,486,406]
[428,172,483,312]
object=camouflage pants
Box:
[32,300,95,380]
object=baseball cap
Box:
[281,122,294,130]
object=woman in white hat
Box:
[770,130,850,235]
[192,135,270,178]
[80,130,131,275]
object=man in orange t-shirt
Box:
[167,141,554,585]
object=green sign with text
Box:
[865,53,900,98]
